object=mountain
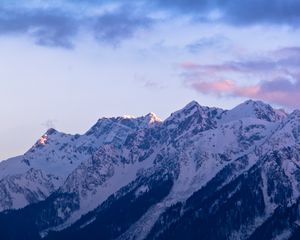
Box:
[0,114,161,211]
[1,100,300,240]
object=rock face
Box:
[0,114,161,212]
[1,100,300,240]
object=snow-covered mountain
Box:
[1,100,300,240]
[0,113,161,211]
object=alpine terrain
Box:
[1,99,300,240]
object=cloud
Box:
[67,0,300,28]
[0,3,154,48]
[0,0,299,49]
[182,47,300,108]
[222,0,300,26]
[151,0,300,27]
[189,78,300,108]
[186,35,231,54]
[0,7,78,48]
[92,8,153,46]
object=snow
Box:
[0,112,162,212]
[273,230,293,240]
[117,101,290,239]
[9,192,27,209]
[220,99,286,124]
[261,169,276,215]
[103,105,281,238]
[51,154,156,232]
[135,185,150,198]
[125,157,197,239]
[38,134,48,145]
[123,115,136,119]
[1,99,300,238]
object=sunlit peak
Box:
[148,112,162,123]
[123,115,136,119]
[38,134,48,145]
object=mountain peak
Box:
[243,99,262,104]
[184,100,201,109]
[291,109,300,115]
[169,101,205,118]
[86,112,162,137]
[45,128,58,135]
[122,114,136,119]
[164,100,224,136]
[145,112,162,124]
[222,99,287,122]
[288,109,300,120]
[239,99,269,108]
[2,99,300,240]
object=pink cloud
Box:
[180,61,201,70]
[191,80,235,93]
[191,79,260,97]
[258,90,300,108]
[181,47,300,108]
[188,78,300,108]
[180,62,239,74]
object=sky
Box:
[0,0,300,160]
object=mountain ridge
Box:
[1,99,300,240]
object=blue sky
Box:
[1,0,300,159]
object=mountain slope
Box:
[1,100,300,240]
[0,114,161,211]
